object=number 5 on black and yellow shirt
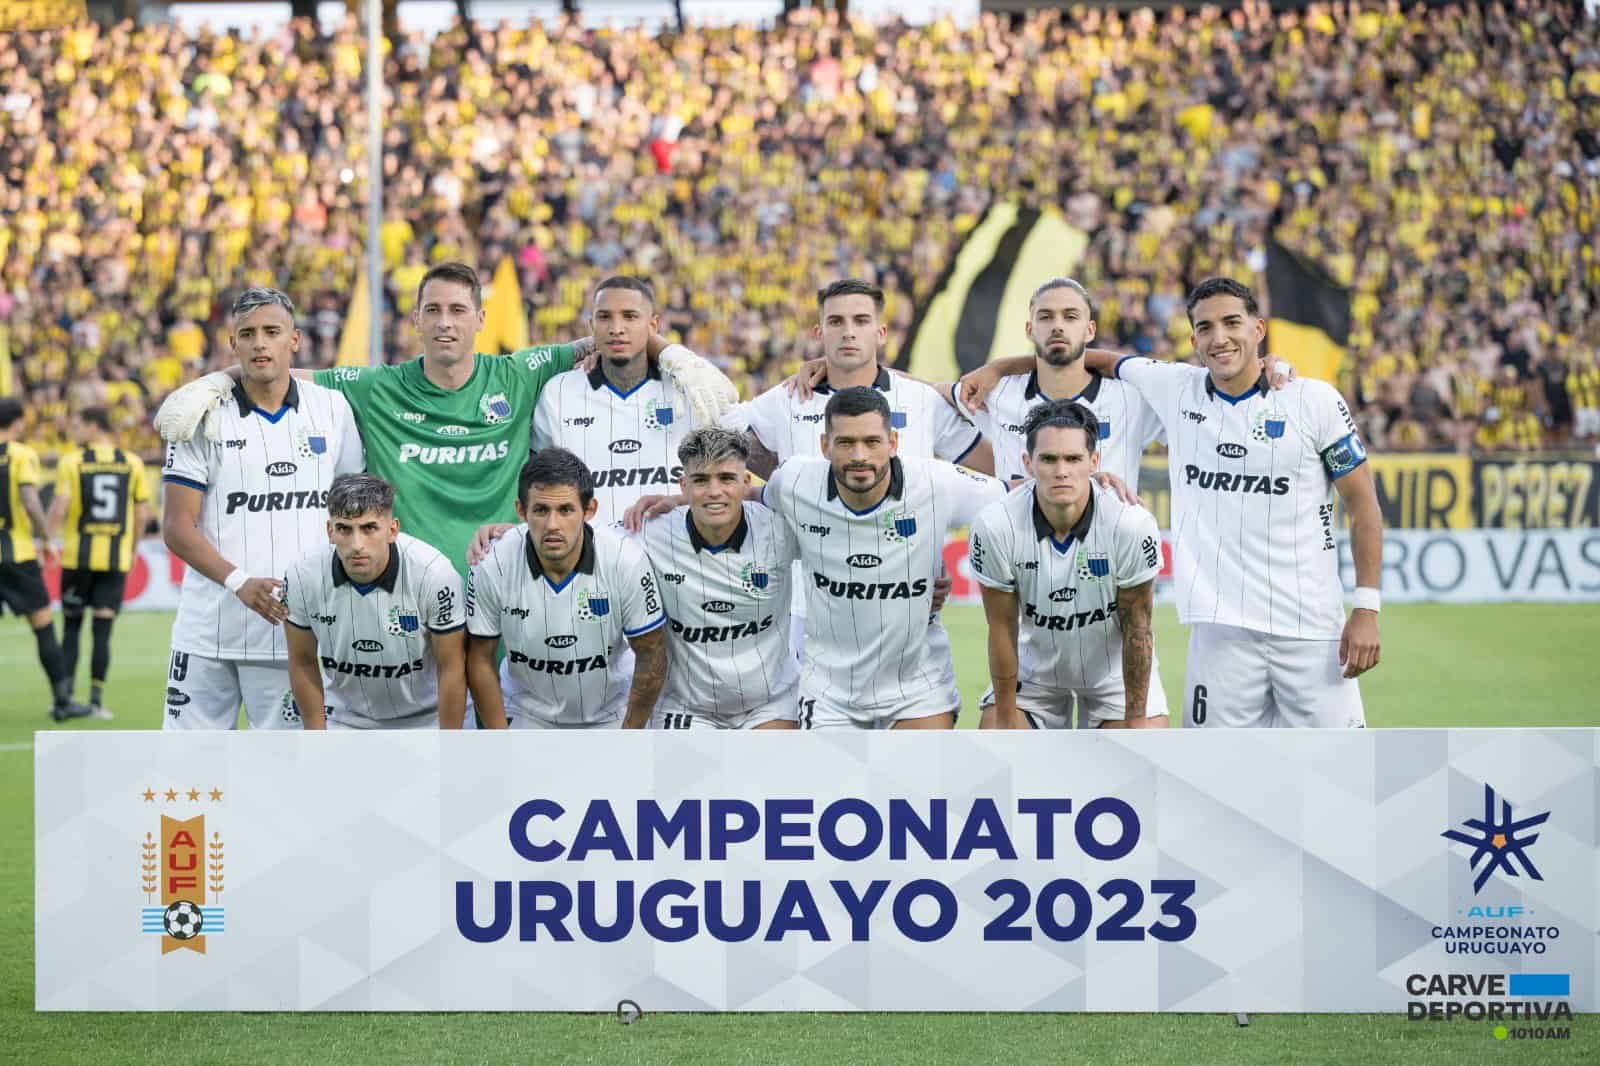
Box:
[51,444,151,608]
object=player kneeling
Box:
[638,428,799,729]
[971,400,1168,729]
[283,474,466,729]
[467,449,668,729]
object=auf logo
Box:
[1442,783,1550,894]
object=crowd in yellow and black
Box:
[0,0,1597,465]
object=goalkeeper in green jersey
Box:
[156,261,737,576]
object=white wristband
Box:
[223,568,250,594]
[1352,587,1381,613]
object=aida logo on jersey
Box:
[883,511,918,542]
[847,553,882,568]
[645,405,675,431]
[609,439,643,455]
[1182,465,1292,496]
[576,588,610,622]
[480,393,513,424]
[703,600,736,614]
[1216,442,1249,459]
[436,424,470,437]
[264,462,298,477]
[222,489,330,515]
[397,441,512,465]
[295,431,328,458]
[1251,410,1287,443]
[1048,586,1078,603]
[1076,549,1110,581]
[545,634,578,649]
[739,562,772,596]
[386,607,420,635]
[352,639,384,653]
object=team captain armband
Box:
[1321,432,1368,479]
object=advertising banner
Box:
[35,730,1595,1016]
[1473,459,1600,529]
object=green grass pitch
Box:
[4,605,1596,1064]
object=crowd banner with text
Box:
[36,731,1595,1013]
[1473,459,1600,529]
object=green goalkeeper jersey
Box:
[313,346,576,575]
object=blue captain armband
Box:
[1321,432,1368,480]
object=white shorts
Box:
[161,651,298,730]
[1182,623,1366,729]
[797,687,953,731]
[650,690,798,730]
[980,660,1170,728]
[925,615,962,716]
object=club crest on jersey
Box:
[1076,548,1110,581]
[386,606,420,636]
[645,405,675,431]
[480,393,513,424]
[294,431,327,458]
[1098,419,1112,440]
[576,587,611,622]
[739,562,773,597]
[1251,411,1287,443]
[890,411,907,429]
[883,511,918,542]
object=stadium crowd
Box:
[0,0,1596,462]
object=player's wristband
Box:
[223,568,250,595]
[1352,587,1381,613]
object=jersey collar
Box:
[1024,368,1103,403]
[524,524,599,582]
[1030,484,1096,547]
[687,506,750,554]
[825,456,906,505]
[813,365,892,396]
[1204,371,1269,405]
[232,378,301,421]
[332,544,400,594]
[587,359,662,397]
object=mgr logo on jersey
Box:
[294,430,328,459]
[882,511,918,543]
[644,404,675,431]
[576,586,611,622]
[1251,410,1287,444]
[1076,547,1110,581]
[739,562,774,598]
[387,606,421,636]
[480,393,513,425]
[139,800,226,955]
[1442,783,1550,894]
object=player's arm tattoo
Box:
[743,430,779,480]
[1116,579,1155,720]
[20,486,50,541]
[622,627,668,729]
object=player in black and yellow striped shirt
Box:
[0,399,89,720]
[46,408,152,718]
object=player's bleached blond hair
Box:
[678,427,751,472]
[231,286,296,321]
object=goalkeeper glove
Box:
[658,344,739,427]
[155,371,235,443]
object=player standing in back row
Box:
[161,288,365,729]
[1084,277,1384,727]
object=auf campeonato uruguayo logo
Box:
[139,786,228,955]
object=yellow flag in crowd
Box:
[472,257,529,355]
[0,324,13,397]
[336,271,371,367]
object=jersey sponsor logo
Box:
[436,424,470,437]
[812,572,929,600]
[564,416,596,428]
[804,524,831,537]
[1023,600,1118,632]
[1181,409,1207,425]
[1216,442,1248,459]
[609,439,643,454]
[295,430,328,458]
[847,553,882,568]
[545,634,578,649]
[1181,464,1292,496]
[165,686,191,706]
[480,393,513,424]
[223,438,247,449]
[334,367,362,382]
[386,606,420,635]
[576,588,610,621]
[165,446,177,468]
[968,531,987,574]
[644,405,674,431]
[794,413,824,424]
[1048,586,1077,603]
[1140,535,1159,569]
[436,586,456,621]
[660,572,685,584]
[319,656,426,678]
[1318,503,1336,551]
[702,600,736,614]
[397,441,512,465]
[1076,549,1110,581]
[883,511,917,542]
[739,562,772,596]
[669,615,775,644]
[265,461,298,477]
[640,573,661,615]
[505,606,531,620]
[505,649,608,675]
[1251,410,1287,443]
[1321,432,1367,479]
[398,411,426,423]
[312,613,337,626]
[592,465,682,488]
[222,489,330,515]
[352,638,385,653]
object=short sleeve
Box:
[931,461,1006,529]
[930,394,983,465]
[129,456,152,503]
[465,554,503,639]
[531,385,559,450]
[15,445,41,486]
[1306,381,1368,480]
[967,503,1016,593]
[162,435,213,491]
[759,457,795,513]
[717,400,753,435]
[424,558,465,633]
[312,365,381,413]
[1112,504,1163,589]
[1114,357,1201,429]
[330,392,366,475]
[52,452,77,496]
[617,540,666,638]
[741,389,788,455]
[508,344,577,396]
[283,558,314,630]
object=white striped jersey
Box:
[283,533,464,728]
[761,455,1005,713]
[466,522,666,727]
[969,482,1161,693]
[163,378,364,661]
[531,362,692,528]
[1115,357,1368,639]
[637,503,800,720]
[966,368,1164,488]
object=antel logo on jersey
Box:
[1216,442,1249,459]
[702,600,736,614]
[545,634,578,649]
[1049,587,1077,603]
[264,461,298,477]
[436,424,470,437]
[847,553,882,568]
[352,639,385,653]
[609,439,643,455]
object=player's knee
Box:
[28,608,54,629]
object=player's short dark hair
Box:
[678,427,750,472]
[824,386,893,433]
[594,275,656,308]
[519,448,595,508]
[77,407,112,433]
[1023,399,1099,455]
[1030,277,1094,316]
[327,474,396,519]
[417,262,482,310]
[1185,277,1260,324]
[816,278,885,313]
[0,397,23,430]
